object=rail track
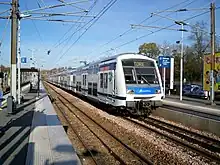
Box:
[45,87,99,165]
[45,82,153,165]
[124,116,220,163]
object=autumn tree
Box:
[183,47,202,83]
[138,42,160,59]
[188,21,209,57]
[187,21,209,82]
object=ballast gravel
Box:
[49,84,220,165]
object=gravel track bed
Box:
[67,96,218,164]
[150,114,220,142]
[45,84,119,165]
[127,117,219,164]
[45,84,95,165]
[47,83,218,164]
[140,118,220,158]
[54,90,149,165]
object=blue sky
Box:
[0,0,219,69]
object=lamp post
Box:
[175,21,188,101]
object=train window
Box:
[104,73,108,88]
[123,68,136,84]
[88,82,92,95]
[122,59,154,67]
[82,75,87,86]
[93,83,97,96]
[136,68,159,84]
[135,68,154,75]
[73,76,75,84]
[100,73,103,88]
[122,59,158,85]
[79,82,82,91]
[84,75,87,86]
[76,82,79,91]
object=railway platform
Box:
[0,82,81,165]
[152,95,220,136]
[165,94,220,106]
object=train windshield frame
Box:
[122,59,159,85]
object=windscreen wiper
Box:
[141,75,151,86]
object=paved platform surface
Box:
[165,95,220,107]
[0,82,81,165]
[0,85,37,165]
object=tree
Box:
[183,46,202,83]
[138,42,160,59]
[184,21,210,83]
[159,41,174,56]
[188,21,209,58]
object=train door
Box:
[98,72,105,101]
[103,72,108,97]
[108,70,115,102]
[69,75,73,90]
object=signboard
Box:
[21,57,27,63]
[158,56,171,68]
[203,52,220,92]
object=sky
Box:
[0,0,219,69]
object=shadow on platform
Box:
[0,94,62,165]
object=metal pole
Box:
[10,0,18,102]
[0,65,2,91]
[17,19,21,104]
[163,67,166,98]
[210,2,215,105]
[180,23,184,101]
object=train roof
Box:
[50,53,156,76]
[81,52,153,67]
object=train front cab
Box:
[115,55,163,115]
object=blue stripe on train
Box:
[127,86,161,95]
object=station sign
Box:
[21,57,27,63]
[158,56,171,68]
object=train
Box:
[48,53,164,116]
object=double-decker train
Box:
[48,53,164,116]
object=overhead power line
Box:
[58,0,89,11]
[51,0,100,50]
[131,24,189,32]
[0,16,10,48]
[0,2,11,5]
[24,17,85,23]
[153,7,209,13]
[49,0,98,50]
[150,12,220,38]
[99,10,210,56]
[29,14,95,19]
[28,12,93,17]
[54,0,117,66]
[85,0,198,57]
[0,9,10,15]
[21,0,90,14]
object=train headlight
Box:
[155,90,161,94]
[127,89,134,94]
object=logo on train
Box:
[138,89,151,93]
